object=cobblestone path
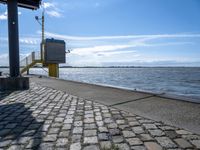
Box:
[0,83,200,150]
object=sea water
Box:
[1,67,200,100]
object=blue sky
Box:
[0,0,200,66]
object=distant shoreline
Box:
[1,66,200,68]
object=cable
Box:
[40,66,48,73]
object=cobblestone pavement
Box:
[0,83,200,150]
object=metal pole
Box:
[41,10,44,61]
[42,10,45,43]
[7,0,20,77]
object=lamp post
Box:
[35,9,45,61]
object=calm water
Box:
[1,67,200,100]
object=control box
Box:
[44,38,66,64]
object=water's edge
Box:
[30,74,200,104]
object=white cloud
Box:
[97,51,140,57]
[42,2,62,18]
[45,32,200,41]
[46,10,62,18]
[0,54,9,66]
[0,11,7,20]
[0,11,22,20]
[0,53,32,66]
[71,44,138,56]
[1,36,40,45]
[19,37,40,45]
[44,32,198,59]
[1,31,199,67]
[43,2,55,9]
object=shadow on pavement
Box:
[0,91,13,101]
[0,103,44,149]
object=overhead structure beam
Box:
[0,0,41,10]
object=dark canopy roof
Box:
[0,0,41,10]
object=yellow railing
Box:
[20,51,42,74]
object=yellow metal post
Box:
[48,63,59,77]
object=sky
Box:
[0,0,200,66]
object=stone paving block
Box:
[148,129,165,137]
[71,134,82,143]
[116,119,125,124]
[176,130,193,135]
[84,118,95,123]
[126,138,143,146]
[99,127,108,133]
[155,137,177,148]
[165,130,180,139]
[84,130,97,136]
[54,117,64,122]
[14,137,31,145]
[56,138,69,147]
[96,121,104,127]
[84,136,98,144]
[109,128,121,136]
[48,128,60,134]
[73,127,83,134]
[182,134,200,140]
[64,119,73,124]
[144,142,162,150]
[74,121,83,127]
[132,127,145,134]
[98,133,110,141]
[51,123,62,128]
[190,140,200,148]
[39,142,55,150]
[139,134,153,142]
[43,134,57,142]
[129,121,140,126]
[95,116,102,121]
[58,131,70,138]
[83,145,100,150]
[7,145,24,150]
[100,141,112,149]
[84,123,97,129]
[143,124,157,130]
[131,145,146,150]
[41,124,50,132]
[5,123,17,129]
[26,138,41,149]
[70,142,81,150]
[104,118,114,123]
[116,143,130,150]
[107,123,118,129]
[0,129,11,136]
[119,125,129,130]
[62,124,71,130]
[123,130,136,138]
[159,125,175,131]
[0,140,12,148]
[174,138,192,148]
[112,136,124,143]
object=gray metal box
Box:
[44,38,66,64]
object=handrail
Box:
[20,51,42,73]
